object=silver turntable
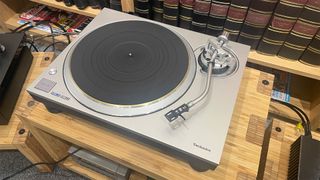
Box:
[28,8,250,171]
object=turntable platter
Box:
[63,21,196,116]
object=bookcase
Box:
[0,0,319,170]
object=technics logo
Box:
[51,91,70,101]
[193,143,211,152]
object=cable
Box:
[48,22,56,52]
[43,41,67,52]
[272,98,310,136]
[25,40,39,52]
[50,21,71,44]
[2,148,81,180]
[17,20,71,44]
[12,21,31,33]
[271,98,311,136]
[33,32,78,41]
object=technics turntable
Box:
[28,9,250,171]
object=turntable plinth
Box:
[16,52,275,179]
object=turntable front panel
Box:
[28,9,250,167]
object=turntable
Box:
[27,9,250,171]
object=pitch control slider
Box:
[165,33,229,129]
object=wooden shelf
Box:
[5,13,71,42]
[29,0,100,17]
[248,51,320,80]
[62,158,112,180]
[0,117,20,149]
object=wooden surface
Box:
[12,124,54,172]
[17,52,274,179]
[262,119,320,179]
[248,51,320,80]
[0,52,54,149]
[62,158,112,180]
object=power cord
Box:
[43,41,68,52]
[12,20,71,44]
[2,148,81,180]
[271,98,311,137]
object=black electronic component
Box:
[288,135,320,180]
[165,104,189,122]
[0,33,33,125]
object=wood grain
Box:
[62,158,112,180]
[248,50,320,80]
[18,63,274,179]
[13,124,54,172]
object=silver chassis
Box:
[27,8,250,172]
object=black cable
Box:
[48,22,56,52]
[2,148,81,180]
[279,99,311,135]
[25,40,39,52]
[17,20,49,33]
[43,41,67,52]
[272,99,310,135]
[12,21,31,33]
[271,98,311,136]
[17,20,71,44]
[50,21,71,44]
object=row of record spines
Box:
[257,0,320,61]
[133,0,320,65]
[273,0,320,62]
[60,0,122,10]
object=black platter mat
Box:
[70,21,189,105]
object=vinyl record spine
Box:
[134,0,151,18]
[151,0,164,22]
[278,0,320,60]
[257,0,308,55]
[190,0,211,33]
[179,0,195,29]
[238,0,279,49]
[163,0,180,26]
[223,0,252,41]
[63,0,75,6]
[206,0,230,37]
[300,30,320,66]
[88,0,101,8]
[110,0,122,11]
[74,0,89,9]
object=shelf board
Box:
[29,0,100,17]
[248,51,320,80]
[62,158,112,179]
[5,14,71,43]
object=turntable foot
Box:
[44,104,62,114]
[188,159,217,172]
